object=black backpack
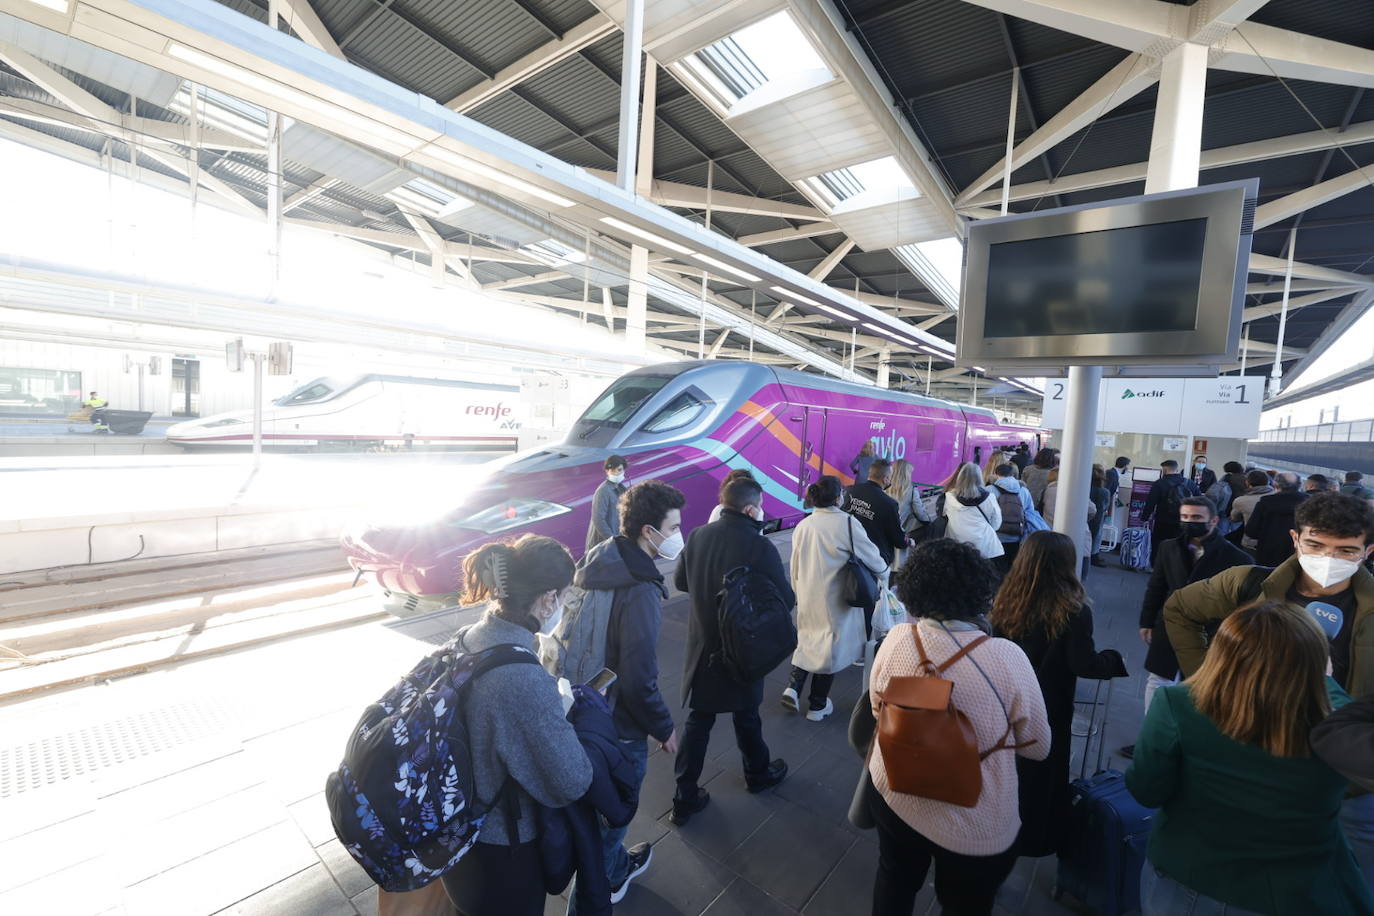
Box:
[1164,477,1200,514]
[714,547,797,684]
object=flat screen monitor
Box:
[957,180,1257,372]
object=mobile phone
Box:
[585,667,617,695]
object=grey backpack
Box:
[538,585,616,688]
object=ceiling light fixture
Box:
[694,254,761,283]
[771,286,818,306]
[599,217,695,256]
[22,0,69,12]
[424,147,576,209]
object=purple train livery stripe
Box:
[341,361,1042,603]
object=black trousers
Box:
[674,705,770,799]
[789,666,835,711]
[1149,523,1178,566]
[868,790,1017,916]
[442,839,544,916]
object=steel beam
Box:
[445,16,615,113]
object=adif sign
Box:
[1041,377,1261,439]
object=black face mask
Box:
[1180,521,1210,540]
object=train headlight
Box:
[457,498,572,534]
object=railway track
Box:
[0,542,387,701]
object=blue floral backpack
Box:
[325,638,539,891]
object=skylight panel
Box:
[895,237,964,312]
[680,11,832,110]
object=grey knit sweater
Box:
[456,611,592,845]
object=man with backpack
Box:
[1245,471,1309,567]
[991,464,1033,570]
[1141,459,1200,566]
[672,476,794,825]
[552,480,683,909]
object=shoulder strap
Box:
[935,634,990,673]
[910,625,990,675]
[1237,565,1272,605]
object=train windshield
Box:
[273,377,345,406]
[572,374,670,439]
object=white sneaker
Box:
[780,687,799,711]
[806,698,834,722]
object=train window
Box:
[641,391,708,433]
[576,375,670,432]
[915,423,935,451]
[275,378,339,406]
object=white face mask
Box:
[538,594,565,635]
[1298,553,1363,589]
[607,471,625,484]
[651,526,685,560]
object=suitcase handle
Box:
[1078,677,1116,781]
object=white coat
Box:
[942,489,1004,559]
[789,506,887,674]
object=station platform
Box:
[0,531,1151,916]
[0,452,493,575]
[0,414,181,458]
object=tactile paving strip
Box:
[0,700,233,798]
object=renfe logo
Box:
[467,402,512,418]
[1121,389,1167,400]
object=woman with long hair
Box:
[787,475,886,720]
[939,461,1003,560]
[441,536,592,916]
[1127,601,1372,915]
[868,539,1050,915]
[989,531,1125,857]
[1021,448,1056,510]
[851,440,877,487]
[888,458,932,557]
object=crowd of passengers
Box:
[386,448,1374,916]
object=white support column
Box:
[1056,41,1207,565]
[877,347,892,388]
[615,0,645,194]
[624,53,654,352]
[266,1,283,285]
[1270,227,1298,396]
[251,351,264,466]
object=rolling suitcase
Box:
[1119,527,1150,571]
[1054,678,1155,916]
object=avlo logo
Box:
[1121,389,1167,400]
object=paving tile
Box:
[0,777,96,843]
[771,745,869,834]
[802,836,876,916]
[116,784,288,885]
[122,822,317,916]
[0,855,119,915]
[730,805,857,911]
[101,752,260,830]
[0,809,107,893]
[291,792,338,847]
[700,877,797,915]
[351,886,379,916]
[218,863,355,916]
[315,838,376,900]
[611,832,733,916]
[668,772,784,865]
[639,735,721,817]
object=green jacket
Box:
[1126,682,1373,915]
[1163,556,1374,698]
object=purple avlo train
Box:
[342,360,1043,612]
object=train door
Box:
[800,406,827,500]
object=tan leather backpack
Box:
[875,625,1031,808]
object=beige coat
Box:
[789,507,887,674]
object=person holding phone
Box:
[565,480,684,911]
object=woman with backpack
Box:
[1127,601,1373,915]
[939,461,1004,561]
[868,539,1050,915]
[443,536,594,916]
[786,475,887,721]
[988,531,1126,858]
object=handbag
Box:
[874,625,1033,808]
[840,516,880,612]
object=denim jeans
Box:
[1341,792,1374,893]
[565,737,649,915]
[1140,865,1262,915]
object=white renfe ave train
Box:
[165,374,523,451]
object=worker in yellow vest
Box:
[83,391,109,431]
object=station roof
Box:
[1,0,1371,406]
